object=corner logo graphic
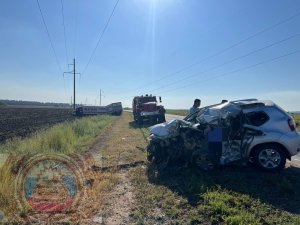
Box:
[15,154,86,213]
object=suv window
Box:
[245,111,269,126]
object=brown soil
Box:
[0,107,74,143]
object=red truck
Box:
[132,95,166,124]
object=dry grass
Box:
[0,115,116,221]
[100,112,149,168]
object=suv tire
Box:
[253,144,286,171]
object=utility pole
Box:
[73,58,75,109]
[64,58,80,110]
[99,89,102,106]
[99,89,105,106]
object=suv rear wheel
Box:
[253,144,286,171]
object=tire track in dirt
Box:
[99,170,135,225]
[93,112,149,224]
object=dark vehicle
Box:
[132,95,166,124]
[107,102,123,115]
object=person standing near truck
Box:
[189,99,201,114]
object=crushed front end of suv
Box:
[147,99,300,171]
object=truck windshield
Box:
[139,97,157,104]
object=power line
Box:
[117,32,300,101]
[60,0,69,66]
[145,32,300,93]
[36,0,62,73]
[155,50,300,95]
[119,10,300,94]
[82,0,120,75]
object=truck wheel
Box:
[253,144,286,171]
[137,116,143,125]
[150,116,158,124]
[158,114,166,123]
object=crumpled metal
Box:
[149,119,193,139]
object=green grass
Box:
[129,165,300,224]
[0,115,115,155]
[0,115,116,219]
[292,114,300,127]
[166,109,189,116]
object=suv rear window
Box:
[245,111,269,126]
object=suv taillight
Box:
[288,118,296,131]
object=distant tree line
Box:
[0,99,71,108]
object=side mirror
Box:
[159,96,162,103]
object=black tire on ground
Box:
[151,116,158,124]
[158,114,166,123]
[137,116,143,125]
[253,144,286,171]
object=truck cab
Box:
[132,95,166,124]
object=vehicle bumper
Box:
[140,110,160,116]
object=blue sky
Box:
[0,0,300,110]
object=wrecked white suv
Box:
[147,99,300,171]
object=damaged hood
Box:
[149,119,193,139]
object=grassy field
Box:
[1,112,300,223]
[292,114,300,127]
[0,115,116,220]
[0,115,115,155]
[94,112,300,224]
[129,165,300,224]
[166,109,189,116]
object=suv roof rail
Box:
[230,99,258,103]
